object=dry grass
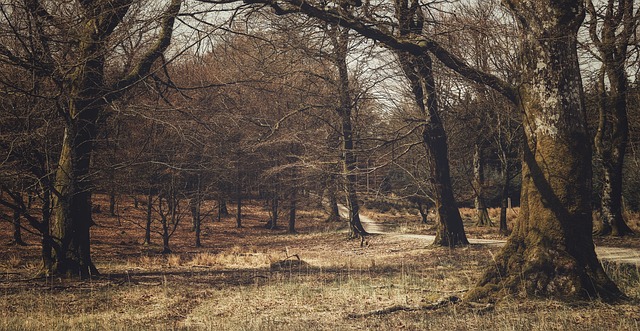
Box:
[1,196,640,330]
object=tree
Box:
[0,0,182,277]
[468,0,622,300]
[236,0,623,301]
[393,0,468,246]
[328,24,368,239]
[585,0,637,236]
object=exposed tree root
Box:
[346,296,478,319]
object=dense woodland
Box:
[1,0,640,305]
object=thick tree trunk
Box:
[474,143,492,226]
[51,121,99,278]
[468,1,622,301]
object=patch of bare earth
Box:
[1,195,639,330]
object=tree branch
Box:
[109,0,183,102]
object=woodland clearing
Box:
[1,195,639,330]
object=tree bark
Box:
[417,202,428,224]
[218,198,229,217]
[473,143,492,226]
[331,25,367,238]
[12,208,27,246]
[44,0,181,278]
[144,189,152,245]
[236,196,242,228]
[109,191,116,217]
[51,95,101,278]
[394,0,468,247]
[268,189,279,229]
[499,163,510,236]
[190,198,202,248]
[288,189,297,233]
[468,0,622,301]
[159,195,172,254]
[587,0,636,236]
[325,175,341,222]
[396,51,468,247]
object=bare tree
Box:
[585,0,637,236]
[392,0,468,246]
[0,0,182,277]
[231,0,623,301]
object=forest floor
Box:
[1,196,640,330]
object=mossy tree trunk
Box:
[468,0,622,301]
[394,0,468,247]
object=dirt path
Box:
[341,205,640,266]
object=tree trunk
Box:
[331,25,367,238]
[393,0,467,247]
[218,198,229,216]
[159,196,171,254]
[468,0,622,301]
[417,202,428,224]
[191,198,202,248]
[41,187,53,272]
[12,209,27,246]
[50,107,100,278]
[236,196,242,228]
[109,191,116,216]
[144,189,152,245]
[396,52,468,247]
[268,190,279,229]
[592,65,633,237]
[325,176,341,222]
[499,163,509,236]
[235,177,243,229]
[474,143,492,226]
[587,0,635,237]
[288,189,297,234]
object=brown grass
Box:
[1,195,639,330]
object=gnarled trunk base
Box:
[467,236,622,302]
